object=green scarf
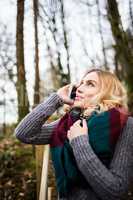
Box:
[50,107,128,198]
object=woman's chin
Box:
[73,100,84,108]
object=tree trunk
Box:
[129,0,133,29]
[96,0,108,70]
[107,0,133,91]
[33,0,40,107]
[33,1,44,199]
[51,15,66,87]
[16,0,29,122]
[60,0,71,83]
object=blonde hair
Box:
[65,69,128,115]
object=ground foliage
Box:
[0,136,36,200]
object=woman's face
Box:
[73,71,100,108]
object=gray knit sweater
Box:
[15,93,133,200]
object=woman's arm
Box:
[14,93,63,144]
[70,117,133,200]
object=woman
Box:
[15,69,133,200]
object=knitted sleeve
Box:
[14,93,63,144]
[70,117,133,200]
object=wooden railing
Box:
[39,145,50,200]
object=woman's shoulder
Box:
[123,116,133,141]
[119,116,133,149]
[127,116,133,127]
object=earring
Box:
[95,104,100,111]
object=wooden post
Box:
[35,145,44,200]
[48,187,53,200]
[39,145,50,200]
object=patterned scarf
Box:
[50,107,129,198]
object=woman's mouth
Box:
[75,96,83,101]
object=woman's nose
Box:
[76,85,83,93]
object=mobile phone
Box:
[69,85,77,99]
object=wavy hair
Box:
[83,69,128,114]
[65,68,128,115]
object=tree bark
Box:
[60,0,71,82]
[16,0,29,122]
[33,0,40,107]
[129,0,133,29]
[96,0,108,70]
[33,1,43,200]
[107,0,133,112]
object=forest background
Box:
[0,0,133,199]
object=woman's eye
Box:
[87,82,94,86]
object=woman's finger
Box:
[67,130,71,140]
[75,120,81,124]
[83,119,87,128]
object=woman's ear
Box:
[95,104,101,111]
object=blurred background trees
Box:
[1,0,133,127]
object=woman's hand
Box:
[57,84,74,105]
[67,119,88,142]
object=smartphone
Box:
[69,85,77,99]
[69,85,84,127]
